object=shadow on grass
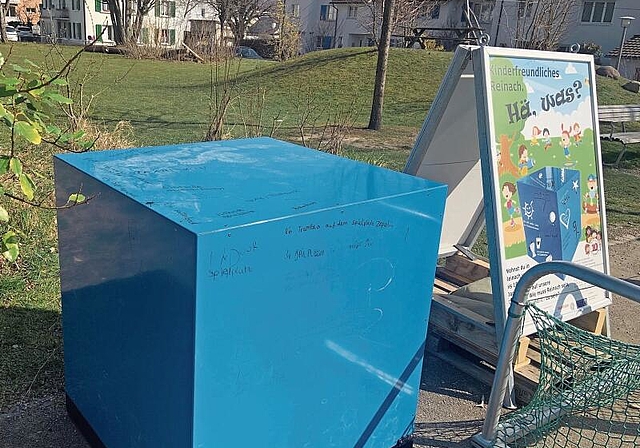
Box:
[0,306,64,412]
[413,419,484,447]
[171,48,378,90]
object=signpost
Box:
[407,44,611,346]
[476,46,611,335]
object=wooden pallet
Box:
[429,252,608,404]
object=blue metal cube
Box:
[55,137,446,448]
[517,167,581,263]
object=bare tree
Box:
[512,0,580,50]
[0,0,10,42]
[105,0,157,44]
[367,0,395,130]
[359,0,440,47]
[227,0,274,45]
[203,0,272,45]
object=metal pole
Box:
[472,261,640,447]
[616,25,628,71]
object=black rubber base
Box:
[392,434,414,448]
[65,394,107,448]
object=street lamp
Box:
[616,16,635,71]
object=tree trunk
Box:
[367,0,395,130]
[0,0,9,43]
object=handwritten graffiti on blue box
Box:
[517,167,581,264]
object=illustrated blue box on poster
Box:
[517,166,581,263]
[54,137,447,448]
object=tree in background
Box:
[359,0,440,47]
[105,0,157,45]
[274,0,300,60]
[367,0,395,130]
[204,0,273,46]
[511,0,579,50]
[366,0,440,130]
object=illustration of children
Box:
[531,126,541,146]
[573,122,582,145]
[560,124,572,159]
[518,144,534,176]
[542,127,552,151]
[585,174,598,207]
[502,182,519,227]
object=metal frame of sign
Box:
[474,46,611,336]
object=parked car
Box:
[235,46,263,59]
[5,26,18,42]
[16,26,36,42]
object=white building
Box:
[39,0,220,48]
[289,0,489,53]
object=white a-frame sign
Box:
[406,45,611,336]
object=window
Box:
[291,3,299,17]
[430,4,440,19]
[462,2,494,23]
[72,0,81,10]
[320,5,335,21]
[8,5,16,15]
[72,22,82,39]
[157,0,176,17]
[101,1,109,12]
[201,8,205,17]
[348,6,357,18]
[59,0,67,9]
[57,21,70,38]
[581,1,615,23]
[159,28,176,45]
[26,7,36,13]
[517,0,532,18]
[95,24,113,41]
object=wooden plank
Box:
[444,253,490,282]
[514,336,531,370]
[434,277,457,294]
[429,294,499,364]
[436,266,473,286]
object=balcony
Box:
[46,6,70,18]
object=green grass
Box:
[1,43,639,409]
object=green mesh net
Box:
[493,303,640,448]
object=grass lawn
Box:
[1,43,639,410]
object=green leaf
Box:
[2,230,17,244]
[9,157,22,175]
[0,86,18,97]
[0,54,5,67]
[0,77,19,86]
[68,193,86,204]
[0,204,8,222]
[14,120,41,144]
[2,243,19,262]
[44,92,73,104]
[0,156,9,175]
[11,64,30,73]
[24,59,39,69]
[50,78,68,86]
[45,124,62,135]
[19,173,35,200]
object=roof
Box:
[606,34,640,59]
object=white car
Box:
[6,26,18,42]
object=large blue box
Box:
[517,167,581,263]
[55,137,446,448]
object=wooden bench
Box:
[598,104,640,166]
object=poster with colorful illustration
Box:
[481,48,611,335]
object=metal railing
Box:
[472,260,640,447]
